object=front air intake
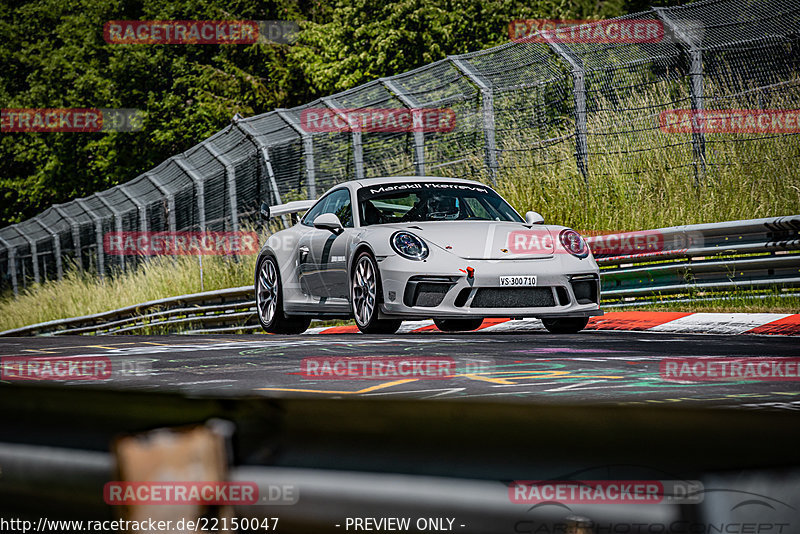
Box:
[470,288,555,308]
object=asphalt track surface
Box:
[1,330,798,410]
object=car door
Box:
[298,188,355,299]
[296,193,332,296]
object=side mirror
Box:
[525,211,544,225]
[313,213,344,234]
[259,201,270,222]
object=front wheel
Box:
[256,255,311,334]
[433,318,484,332]
[542,317,589,334]
[351,252,402,334]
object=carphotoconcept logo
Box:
[299,108,456,133]
[1,108,144,132]
[660,109,800,134]
[661,358,800,382]
[103,20,298,45]
[103,231,259,256]
[509,19,664,43]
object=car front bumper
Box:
[377,255,603,319]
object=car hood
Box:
[381,221,557,259]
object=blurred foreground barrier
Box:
[1,385,800,532]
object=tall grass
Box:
[0,245,259,332]
[469,76,800,232]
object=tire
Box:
[542,316,589,334]
[351,251,402,334]
[433,318,484,332]
[255,255,311,334]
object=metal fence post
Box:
[322,96,365,180]
[0,236,18,296]
[450,57,499,185]
[234,119,284,207]
[655,8,706,185]
[175,156,207,232]
[118,185,149,234]
[276,109,317,199]
[74,199,105,279]
[545,37,589,179]
[144,173,177,232]
[536,82,547,139]
[32,217,62,280]
[204,145,239,231]
[381,78,426,176]
[52,205,82,271]
[95,192,126,272]
[12,225,39,285]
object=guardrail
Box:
[590,214,800,301]
[1,213,798,337]
[0,286,257,337]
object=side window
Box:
[301,189,353,228]
[326,189,354,227]
[301,195,331,227]
[464,197,492,219]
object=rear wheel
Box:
[256,256,311,334]
[433,318,484,332]
[542,317,589,334]
[351,252,402,334]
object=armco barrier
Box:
[1,213,798,337]
[590,214,800,300]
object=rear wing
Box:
[260,200,316,223]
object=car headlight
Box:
[559,229,589,259]
[391,231,429,260]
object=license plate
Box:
[499,275,537,286]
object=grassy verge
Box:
[0,247,259,332]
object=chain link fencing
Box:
[1,0,798,295]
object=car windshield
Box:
[357,182,523,226]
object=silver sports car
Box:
[254,177,602,334]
